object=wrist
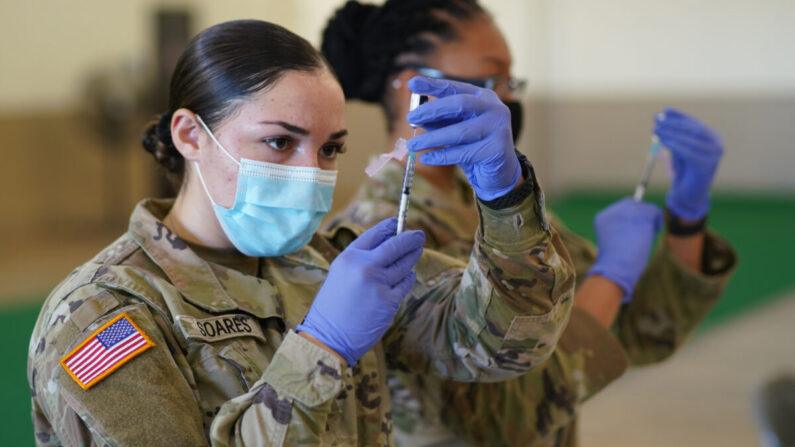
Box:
[476,155,523,201]
[665,209,708,237]
[666,192,710,221]
[586,264,637,303]
[480,151,534,209]
[297,330,347,365]
[575,275,624,327]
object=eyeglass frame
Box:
[401,64,527,97]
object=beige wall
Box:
[5,1,795,108]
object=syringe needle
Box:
[633,135,660,202]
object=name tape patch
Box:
[60,312,154,390]
[175,314,266,343]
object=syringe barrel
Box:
[409,93,429,129]
[396,154,416,234]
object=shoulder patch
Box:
[60,312,154,390]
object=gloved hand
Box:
[296,218,425,365]
[655,107,723,220]
[587,198,663,303]
[406,76,522,201]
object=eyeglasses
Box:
[405,65,527,98]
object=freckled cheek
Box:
[223,171,239,201]
[211,167,239,208]
[320,159,338,171]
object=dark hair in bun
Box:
[142,19,326,187]
[141,111,182,185]
[321,0,485,104]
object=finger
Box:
[414,117,466,132]
[372,230,426,266]
[601,197,640,217]
[657,128,714,152]
[383,246,424,286]
[655,119,718,144]
[389,270,417,304]
[656,107,691,122]
[656,131,721,160]
[406,94,488,127]
[655,109,720,142]
[349,218,397,250]
[408,76,485,98]
[633,201,663,221]
[418,142,485,167]
[607,197,660,219]
[408,114,498,152]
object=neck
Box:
[165,174,236,251]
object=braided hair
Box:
[321,0,486,106]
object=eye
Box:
[263,136,292,151]
[320,144,346,160]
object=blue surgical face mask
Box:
[193,115,337,257]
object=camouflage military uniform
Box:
[27,156,577,446]
[326,158,737,446]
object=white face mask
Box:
[194,115,337,257]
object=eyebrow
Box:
[261,120,308,136]
[329,129,348,140]
[482,56,509,73]
[260,121,348,140]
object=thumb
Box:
[349,218,397,250]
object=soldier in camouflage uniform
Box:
[28,20,577,446]
[326,160,736,446]
[321,1,738,445]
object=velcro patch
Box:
[60,313,154,390]
[175,314,266,344]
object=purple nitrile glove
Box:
[587,198,663,303]
[297,218,424,365]
[655,107,723,220]
[406,76,522,201]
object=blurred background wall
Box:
[1,1,794,445]
[2,0,793,242]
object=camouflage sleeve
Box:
[614,230,738,364]
[545,212,597,289]
[549,214,739,365]
[435,307,628,445]
[210,330,346,446]
[383,176,577,382]
[29,286,208,446]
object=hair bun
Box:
[141,112,183,176]
[322,1,381,101]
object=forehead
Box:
[232,69,346,128]
[425,17,512,78]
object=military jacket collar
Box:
[126,199,287,320]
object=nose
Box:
[291,148,320,169]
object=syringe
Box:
[396,93,428,234]
[633,134,661,201]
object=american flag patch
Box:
[60,312,154,390]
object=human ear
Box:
[392,69,415,96]
[171,108,201,162]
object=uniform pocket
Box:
[218,339,267,389]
